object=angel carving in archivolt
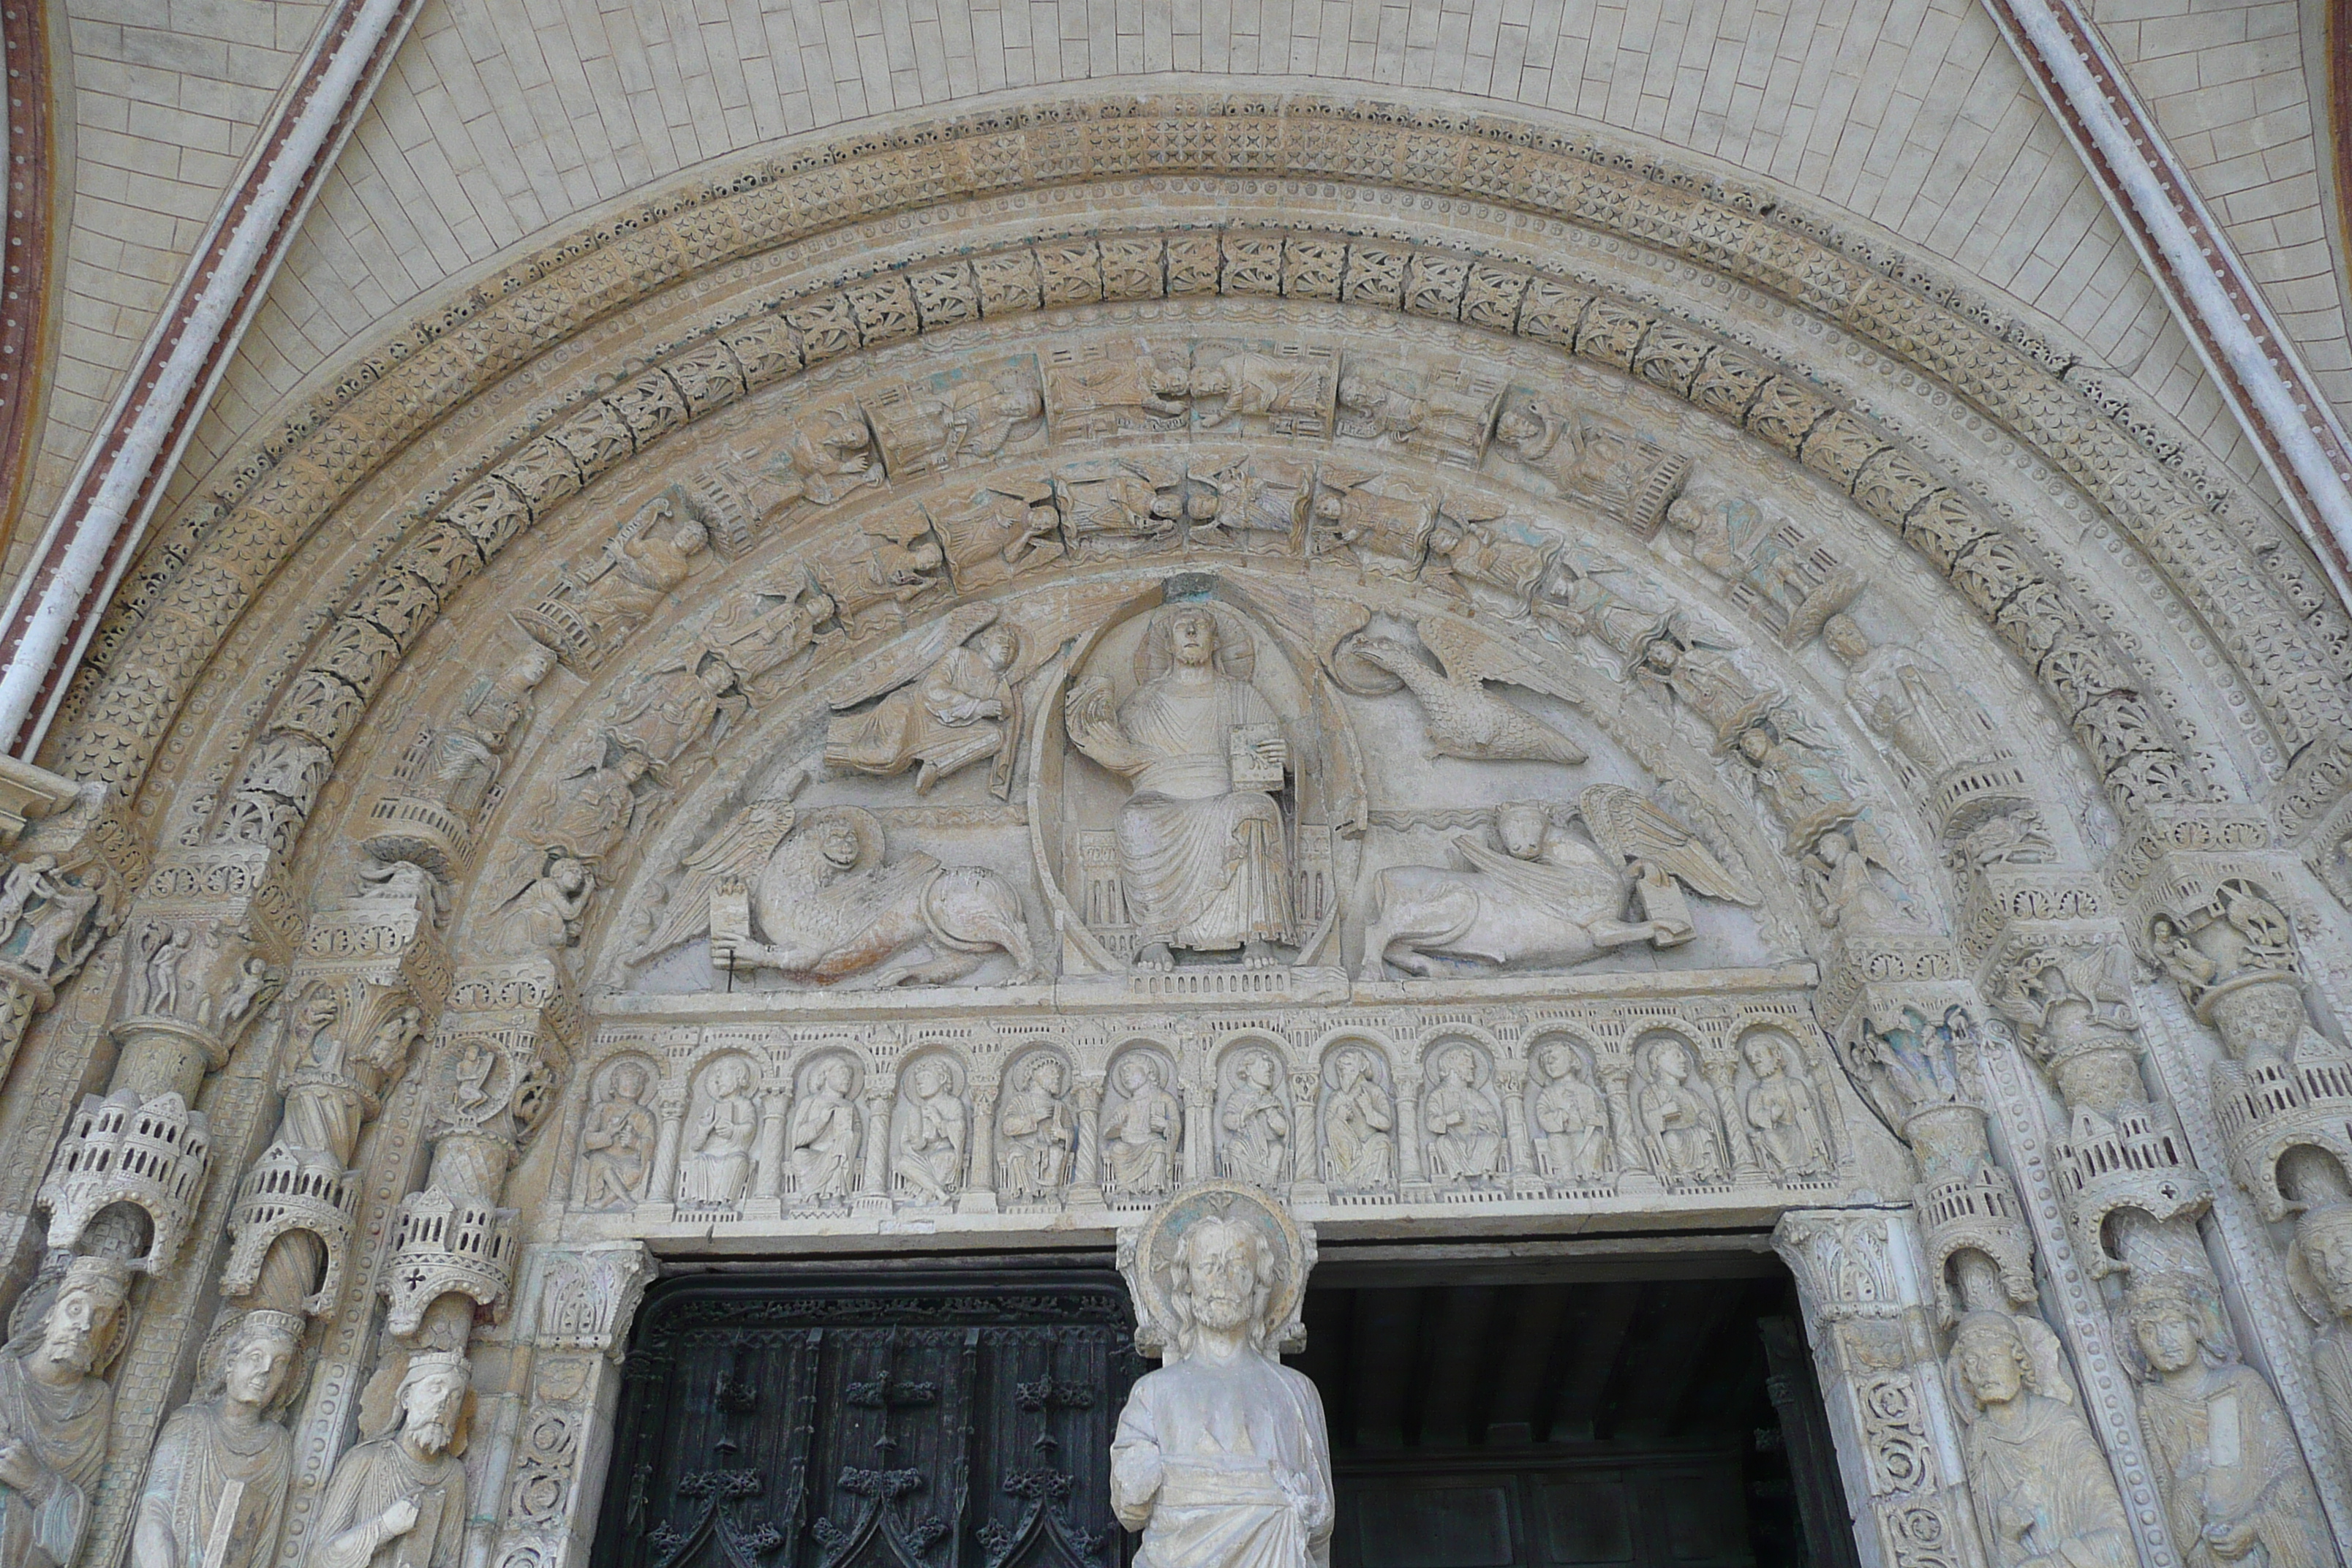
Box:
[628,802,1036,988]
[1358,786,1759,980]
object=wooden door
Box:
[593,1270,1145,1568]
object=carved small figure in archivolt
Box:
[633,802,1035,988]
[1112,1184,1332,1568]
[1360,790,1755,981]
[1067,603,1296,973]
[512,486,711,671]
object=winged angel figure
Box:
[630,802,1036,987]
[785,605,1062,801]
[1360,786,1758,979]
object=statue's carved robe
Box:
[1964,1394,2131,1568]
[0,1352,112,1568]
[1112,1352,1333,1568]
[2138,1362,2325,1568]
[134,1402,292,1568]
[309,1438,464,1568]
[1113,675,1293,951]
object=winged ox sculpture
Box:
[1360,786,1759,980]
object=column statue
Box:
[0,1256,130,1568]
[132,1311,302,1568]
[305,1352,470,1568]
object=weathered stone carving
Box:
[890,1057,968,1205]
[1360,791,1753,979]
[512,486,714,674]
[131,1310,301,1568]
[1946,1310,2132,1568]
[1488,393,1690,534]
[1421,1044,1505,1188]
[1215,1049,1290,1188]
[362,645,557,874]
[1067,603,1295,973]
[1110,1183,1331,1568]
[788,1055,862,1204]
[996,1053,1077,1203]
[1740,1030,1832,1182]
[1103,1052,1183,1201]
[1319,1048,1394,1194]
[2122,1275,2330,1568]
[579,1058,658,1211]
[804,607,1029,799]
[676,1057,757,1212]
[489,853,594,956]
[602,652,746,772]
[1327,614,1586,765]
[1661,489,1861,647]
[306,1352,470,1568]
[1635,1035,1727,1186]
[1529,1039,1610,1185]
[0,1255,129,1568]
[867,357,1046,478]
[638,803,1036,987]
[927,479,1066,589]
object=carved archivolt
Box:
[48,97,2345,854]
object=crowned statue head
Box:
[14,1254,131,1387]
[1118,1180,1315,1362]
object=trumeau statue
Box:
[1067,602,1297,972]
[635,802,1035,987]
[1947,1311,2131,1568]
[0,1256,129,1568]
[132,1311,301,1568]
[1112,1185,1333,1568]
[306,1353,470,1568]
[1360,791,1755,980]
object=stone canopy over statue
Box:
[1068,603,1299,971]
[1112,1184,1333,1568]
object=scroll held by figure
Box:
[1112,1184,1333,1568]
[1067,603,1297,973]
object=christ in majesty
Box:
[1068,605,1295,971]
